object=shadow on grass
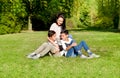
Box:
[69,27,120,33]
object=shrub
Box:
[0,13,22,35]
[94,16,114,29]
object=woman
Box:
[48,13,72,56]
[49,13,66,40]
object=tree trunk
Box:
[28,0,33,31]
[118,1,120,30]
[90,0,96,26]
[118,12,120,30]
[28,15,32,31]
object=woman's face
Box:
[57,17,64,26]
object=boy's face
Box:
[60,33,68,41]
[50,34,56,41]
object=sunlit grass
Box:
[0,31,119,78]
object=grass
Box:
[0,30,120,78]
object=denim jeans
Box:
[66,48,77,57]
[66,40,92,57]
[74,41,89,52]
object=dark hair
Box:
[49,13,66,31]
[61,30,69,35]
[48,30,56,37]
[56,13,66,31]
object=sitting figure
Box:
[60,30,100,59]
[27,30,61,59]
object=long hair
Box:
[56,13,66,31]
[49,13,66,31]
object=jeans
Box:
[66,48,76,57]
[74,41,89,52]
[66,40,92,57]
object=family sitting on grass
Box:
[27,30,99,59]
[27,13,100,59]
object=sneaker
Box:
[89,53,100,58]
[32,54,41,59]
[80,54,88,59]
[27,52,36,58]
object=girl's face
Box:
[57,17,64,26]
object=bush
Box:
[0,13,22,35]
[94,16,114,29]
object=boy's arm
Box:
[66,42,77,51]
[61,39,77,51]
[47,37,59,50]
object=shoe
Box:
[32,54,41,59]
[27,52,36,58]
[80,54,88,59]
[89,53,100,58]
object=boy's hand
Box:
[66,42,77,51]
[54,47,60,53]
[55,44,59,50]
[71,42,77,47]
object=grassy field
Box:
[0,30,120,78]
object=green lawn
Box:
[0,30,120,78]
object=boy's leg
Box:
[33,42,48,54]
[38,42,54,57]
[49,43,62,57]
[66,48,76,57]
[77,41,89,51]
[75,40,93,55]
[53,52,61,57]
[75,41,100,58]
[27,42,48,58]
[30,42,56,59]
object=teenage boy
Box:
[27,30,61,59]
[60,30,100,58]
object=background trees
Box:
[0,0,26,34]
[0,0,120,34]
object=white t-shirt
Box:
[60,38,73,56]
[50,23,62,39]
[61,38,73,50]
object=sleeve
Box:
[50,23,56,31]
[69,38,75,45]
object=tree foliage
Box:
[0,0,120,34]
[0,0,26,34]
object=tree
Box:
[96,0,120,29]
[118,0,120,30]
[0,0,26,34]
